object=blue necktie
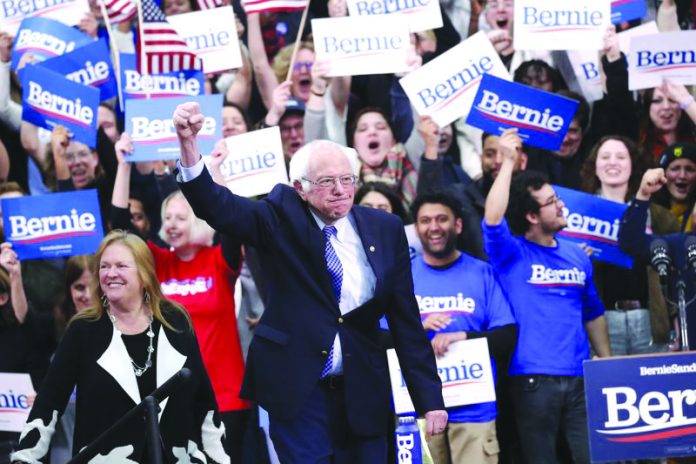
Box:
[321,225,342,378]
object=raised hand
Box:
[637,168,667,201]
[173,102,205,141]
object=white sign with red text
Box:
[387,338,495,414]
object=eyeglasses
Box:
[293,61,313,72]
[64,151,93,163]
[539,194,563,208]
[280,122,304,134]
[302,175,358,189]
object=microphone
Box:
[685,235,696,273]
[650,238,671,290]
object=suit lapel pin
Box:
[369,246,375,252]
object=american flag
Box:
[100,0,136,24]
[196,0,222,9]
[242,0,307,14]
[137,0,202,74]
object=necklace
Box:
[108,310,155,377]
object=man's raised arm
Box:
[174,101,205,168]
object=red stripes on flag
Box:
[137,0,202,74]
[196,0,222,10]
[101,0,136,24]
[242,0,307,14]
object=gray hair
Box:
[288,140,360,191]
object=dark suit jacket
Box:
[12,306,226,463]
[180,169,444,437]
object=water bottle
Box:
[395,415,422,464]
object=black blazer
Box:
[11,306,228,463]
[180,169,444,436]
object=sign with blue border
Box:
[584,352,696,462]
[611,0,647,24]
[125,94,222,161]
[39,38,118,102]
[119,54,205,100]
[2,190,104,260]
[11,17,93,71]
[466,74,579,151]
[22,65,100,148]
[554,186,633,269]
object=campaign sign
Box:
[584,352,696,462]
[565,21,658,102]
[311,16,410,77]
[2,190,104,260]
[209,126,288,197]
[567,50,604,102]
[399,31,511,127]
[466,74,579,151]
[554,186,633,268]
[22,65,100,148]
[628,31,696,90]
[125,94,222,161]
[39,38,117,102]
[387,338,496,414]
[346,0,442,33]
[168,7,242,74]
[119,54,205,100]
[514,0,611,51]
[0,373,35,432]
[0,0,89,36]
[11,17,93,71]
[611,0,646,24]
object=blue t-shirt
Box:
[482,219,604,376]
[412,253,515,423]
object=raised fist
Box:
[172,102,205,141]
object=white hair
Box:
[159,191,215,247]
[288,140,360,191]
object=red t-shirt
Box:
[148,242,248,412]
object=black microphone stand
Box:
[673,276,691,351]
[67,368,192,464]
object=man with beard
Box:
[418,118,527,259]
[411,191,516,464]
[483,128,611,464]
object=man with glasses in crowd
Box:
[482,128,611,464]
[173,102,447,463]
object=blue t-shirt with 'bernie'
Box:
[412,253,515,423]
[482,219,604,376]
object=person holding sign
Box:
[483,128,611,464]
[597,26,696,163]
[173,101,447,463]
[580,136,680,355]
[10,230,228,463]
[110,133,250,462]
[411,191,516,464]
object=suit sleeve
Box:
[385,221,445,414]
[178,166,278,249]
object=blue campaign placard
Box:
[554,186,633,269]
[11,17,93,71]
[466,74,579,151]
[22,65,100,148]
[39,38,118,102]
[584,352,696,462]
[2,190,104,260]
[125,94,222,161]
[119,54,205,100]
[611,0,647,24]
